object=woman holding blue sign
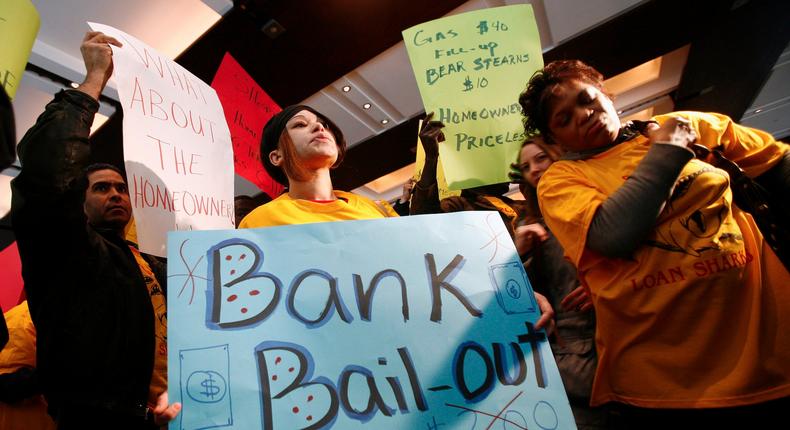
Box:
[519,59,790,427]
[239,106,398,228]
[239,106,559,332]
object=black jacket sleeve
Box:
[586,143,694,258]
[10,89,98,313]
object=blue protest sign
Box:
[167,212,575,429]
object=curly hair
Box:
[519,60,606,142]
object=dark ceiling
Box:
[89,0,790,194]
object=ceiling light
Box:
[362,103,371,109]
[381,119,389,125]
[261,19,286,40]
[341,85,351,92]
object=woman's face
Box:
[284,110,338,168]
[546,79,620,152]
[518,143,553,187]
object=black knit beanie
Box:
[260,105,346,185]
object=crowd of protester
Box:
[1,28,788,430]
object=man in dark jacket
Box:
[10,31,179,429]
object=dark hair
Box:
[84,162,124,178]
[234,195,265,227]
[519,60,606,143]
[259,105,346,185]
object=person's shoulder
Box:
[334,191,398,218]
[334,190,362,201]
[536,161,589,198]
[439,196,471,212]
[542,158,576,176]
[653,111,731,127]
[239,195,292,228]
[334,190,380,207]
[3,301,32,328]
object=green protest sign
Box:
[403,5,542,189]
[0,0,40,99]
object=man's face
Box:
[84,169,131,230]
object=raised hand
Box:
[418,112,445,159]
[77,31,122,100]
[648,117,697,149]
[533,292,556,336]
[560,286,593,313]
[400,178,416,203]
[152,391,182,426]
[514,223,549,255]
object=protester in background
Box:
[11,31,179,429]
[239,106,398,227]
[0,301,55,430]
[519,59,790,427]
[511,136,608,429]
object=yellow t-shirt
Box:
[0,302,36,374]
[538,111,790,408]
[239,190,397,228]
[129,247,168,407]
[0,302,56,430]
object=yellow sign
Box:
[0,0,40,99]
[403,5,542,189]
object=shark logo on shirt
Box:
[644,166,737,256]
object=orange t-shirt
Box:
[538,111,790,408]
[0,302,56,430]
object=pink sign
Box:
[0,242,24,312]
[211,53,284,199]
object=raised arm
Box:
[409,112,445,215]
[13,32,120,195]
[10,32,120,312]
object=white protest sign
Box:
[89,22,235,256]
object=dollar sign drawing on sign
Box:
[201,373,221,400]
[186,370,227,403]
[506,279,521,299]
[463,76,474,92]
